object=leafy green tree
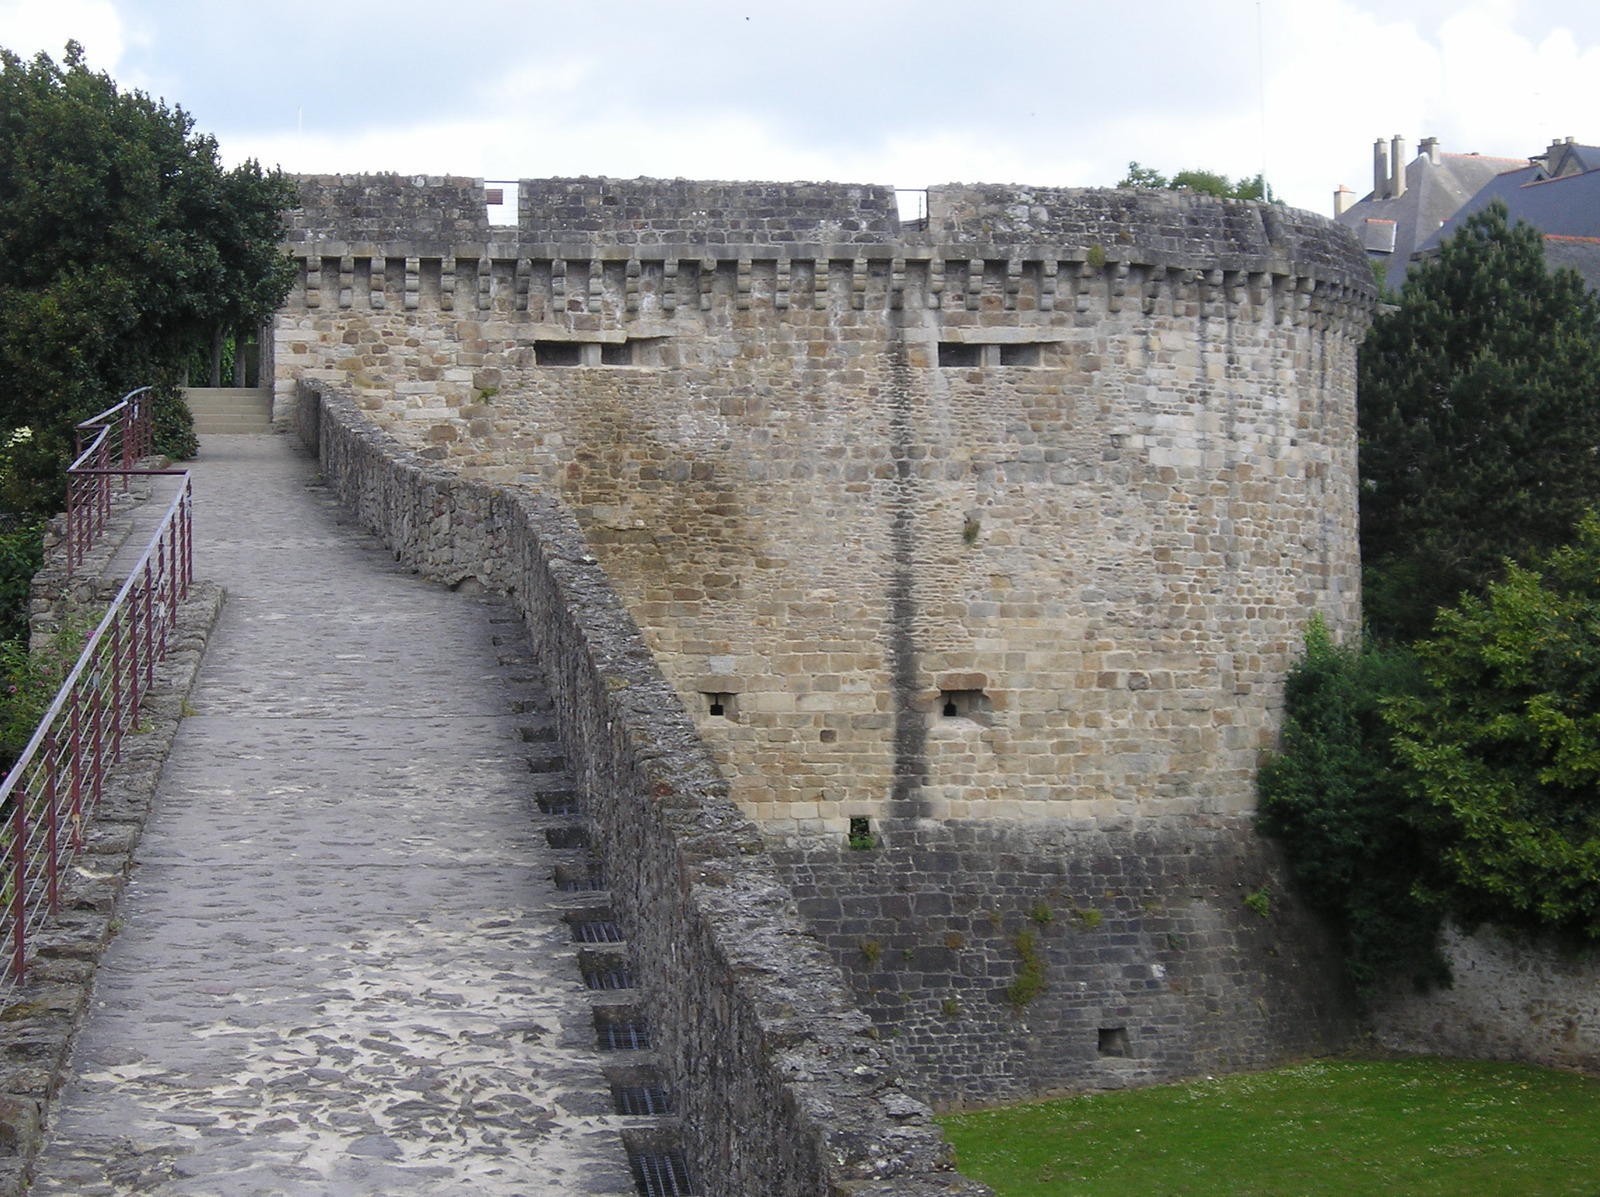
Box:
[1118,161,1170,189]
[1257,619,1447,990]
[0,42,294,510]
[1358,201,1600,642]
[1118,162,1273,201]
[1384,515,1600,939]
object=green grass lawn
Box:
[937,1057,1600,1196]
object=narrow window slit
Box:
[537,791,581,816]
[596,1008,651,1050]
[545,826,589,850]
[613,1084,672,1115]
[1098,1026,1129,1057]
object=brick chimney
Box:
[1334,185,1354,216]
[1390,135,1407,198]
[1420,136,1439,165]
[1374,139,1389,198]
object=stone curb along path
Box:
[16,435,646,1195]
[0,579,225,1196]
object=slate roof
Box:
[1337,150,1528,291]
[1417,153,1600,291]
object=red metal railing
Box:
[66,387,155,574]
[0,464,192,997]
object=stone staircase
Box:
[183,386,272,433]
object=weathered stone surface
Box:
[273,177,1373,846]
[299,386,992,1196]
[28,436,639,1196]
[1368,924,1600,1073]
[774,820,1357,1102]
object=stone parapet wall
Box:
[773,818,1357,1104]
[296,379,990,1197]
[287,175,491,246]
[517,178,900,249]
[922,185,1375,278]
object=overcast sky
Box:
[1,0,1596,218]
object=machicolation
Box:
[274,175,1377,1112]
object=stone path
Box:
[29,435,638,1195]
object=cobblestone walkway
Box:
[29,435,636,1195]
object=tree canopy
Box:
[0,42,294,510]
[1117,161,1272,201]
[1262,205,1600,989]
[1386,516,1600,939]
[1357,201,1600,641]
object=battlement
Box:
[283,175,1375,332]
[517,177,901,248]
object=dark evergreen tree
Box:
[1358,201,1600,641]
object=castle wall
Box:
[274,176,1374,1100]
[275,177,1372,842]
[1370,926,1600,1073]
[775,819,1357,1102]
[295,379,991,1197]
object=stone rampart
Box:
[518,178,900,249]
[275,176,1373,839]
[273,174,1376,1101]
[296,378,990,1196]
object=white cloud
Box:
[0,0,124,69]
[36,1,1600,221]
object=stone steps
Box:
[183,386,272,433]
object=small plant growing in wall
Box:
[1072,907,1103,931]
[1005,928,1046,1010]
[859,939,884,967]
[941,997,962,1019]
[1028,901,1054,925]
[962,517,981,545]
[1086,243,1108,270]
[847,817,875,851]
[1244,885,1272,918]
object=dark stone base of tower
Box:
[774,819,1358,1104]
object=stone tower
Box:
[274,176,1375,1099]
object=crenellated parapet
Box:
[281,175,1375,338]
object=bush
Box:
[1257,618,1448,990]
[0,623,85,774]
[0,523,42,644]
[152,386,198,461]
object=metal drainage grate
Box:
[597,1020,651,1050]
[629,1149,693,1196]
[572,920,622,943]
[538,791,581,816]
[545,827,590,850]
[613,1084,672,1115]
[583,961,635,990]
[555,870,605,892]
